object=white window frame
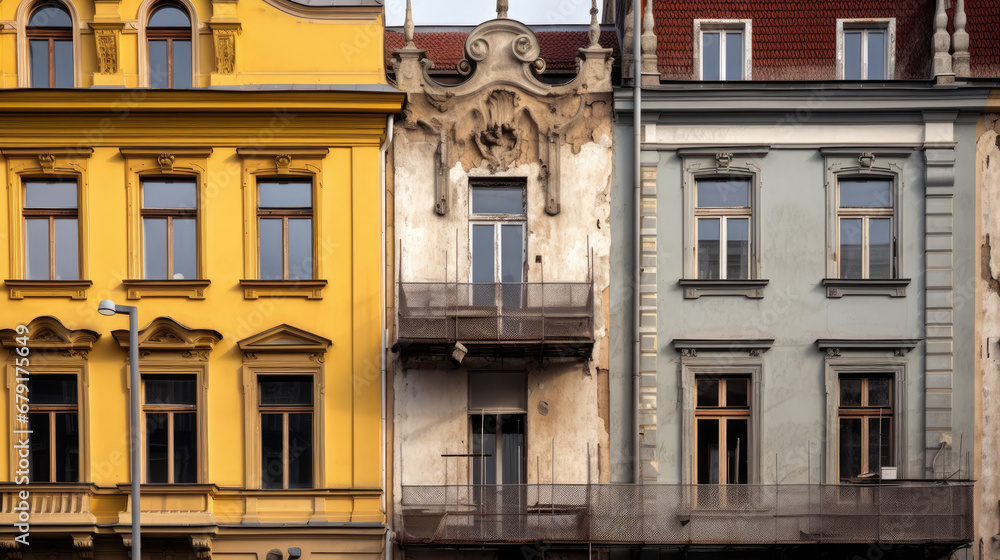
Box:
[693,20,752,81]
[468,183,526,284]
[836,19,896,80]
[693,178,753,281]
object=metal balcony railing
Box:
[398,483,973,545]
[397,282,594,345]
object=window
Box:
[258,179,314,280]
[141,178,197,280]
[837,20,895,80]
[695,178,751,280]
[23,179,79,280]
[470,184,525,307]
[259,375,313,489]
[28,375,79,482]
[26,1,72,88]
[143,375,197,483]
[837,178,893,279]
[695,375,750,484]
[838,375,892,480]
[469,372,527,486]
[695,21,751,80]
[147,2,192,88]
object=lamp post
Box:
[98,299,140,560]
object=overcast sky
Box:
[385,0,602,27]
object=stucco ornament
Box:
[391,14,613,216]
[214,29,236,74]
[96,30,118,75]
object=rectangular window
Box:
[141,178,197,280]
[143,375,197,483]
[701,30,744,80]
[695,375,750,484]
[837,178,893,279]
[258,180,314,281]
[695,178,751,280]
[470,184,526,307]
[259,375,313,489]
[23,179,79,280]
[838,21,894,80]
[838,375,893,479]
[27,375,79,483]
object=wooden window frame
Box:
[137,0,198,88]
[694,375,752,485]
[16,0,81,88]
[140,176,199,280]
[22,177,80,281]
[693,177,753,281]
[257,179,315,281]
[26,26,72,88]
[27,373,79,482]
[836,178,895,280]
[836,374,894,480]
[258,375,314,489]
[141,372,201,484]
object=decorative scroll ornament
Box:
[158,153,175,173]
[474,90,520,171]
[859,152,876,169]
[215,30,236,74]
[275,154,292,172]
[37,152,55,171]
[96,30,118,74]
[716,152,733,171]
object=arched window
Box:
[26,1,73,88]
[147,2,192,88]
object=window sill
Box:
[122,279,211,300]
[821,278,909,298]
[240,279,327,300]
[5,279,92,300]
[678,279,768,299]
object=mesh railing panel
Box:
[398,283,594,342]
[399,483,973,545]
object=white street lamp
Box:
[98,300,140,560]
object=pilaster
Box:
[638,148,659,483]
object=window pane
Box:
[259,376,313,406]
[259,180,311,208]
[29,39,49,88]
[143,179,196,208]
[29,375,77,405]
[472,224,495,284]
[840,378,862,406]
[702,32,720,80]
[726,418,748,484]
[26,180,77,207]
[287,413,313,488]
[697,218,720,280]
[259,218,283,280]
[173,40,192,89]
[500,224,523,283]
[261,413,283,489]
[867,417,892,473]
[696,418,720,484]
[696,378,719,407]
[143,217,168,279]
[149,40,168,88]
[146,412,169,483]
[726,218,749,280]
[29,4,72,27]
[174,412,197,483]
[839,418,862,479]
[287,218,313,280]
[29,412,51,482]
[54,412,79,482]
[500,414,525,484]
[867,31,885,79]
[726,378,749,407]
[868,378,891,407]
[839,218,863,279]
[697,179,749,207]
[845,31,862,80]
[53,218,78,280]
[840,179,891,207]
[725,32,743,80]
[469,372,527,411]
[53,39,72,88]
[471,414,498,485]
[173,218,197,280]
[25,218,50,280]
[869,218,892,279]
[149,5,190,27]
[145,376,196,406]
[472,186,523,214]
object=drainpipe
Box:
[380,113,395,560]
[632,0,642,485]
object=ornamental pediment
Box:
[112,316,222,352]
[237,324,332,354]
[0,316,99,352]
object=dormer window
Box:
[837,20,895,80]
[694,20,752,81]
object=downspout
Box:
[380,113,395,560]
[632,0,642,485]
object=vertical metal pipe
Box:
[128,306,140,560]
[632,0,642,485]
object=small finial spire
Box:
[588,0,600,47]
[497,0,508,19]
[403,0,415,48]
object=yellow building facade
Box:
[0,1,400,559]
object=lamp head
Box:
[98,299,118,316]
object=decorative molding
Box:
[821,278,909,298]
[190,536,212,560]
[0,316,99,356]
[259,0,381,20]
[672,338,775,356]
[5,280,92,300]
[814,338,920,355]
[111,316,222,352]
[239,279,327,300]
[237,324,332,354]
[94,28,119,74]
[72,535,93,560]
[678,279,768,299]
[122,279,211,300]
[209,23,240,75]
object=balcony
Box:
[398,483,973,547]
[397,282,594,358]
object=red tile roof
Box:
[386,29,620,73]
[648,0,934,80]
[965,0,1000,77]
